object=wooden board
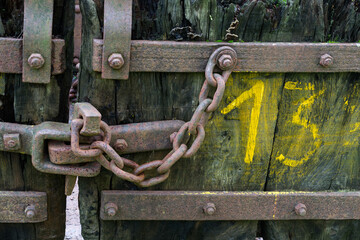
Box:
[78,0,360,240]
[0,0,74,239]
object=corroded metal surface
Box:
[0,38,65,74]
[93,40,360,73]
[101,0,132,79]
[100,191,360,221]
[48,120,185,164]
[0,191,47,223]
[23,0,54,83]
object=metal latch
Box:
[0,46,237,195]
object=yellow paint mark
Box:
[273,194,278,219]
[276,90,324,167]
[221,80,264,164]
[284,81,315,91]
[350,122,360,133]
[284,81,302,90]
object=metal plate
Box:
[0,38,65,75]
[101,191,360,220]
[101,0,132,79]
[23,0,54,83]
[93,40,360,73]
[0,191,47,223]
[48,120,185,164]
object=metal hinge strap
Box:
[23,0,54,83]
[101,0,132,79]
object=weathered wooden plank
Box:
[0,0,73,239]
[0,38,65,75]
[79,0,360,240]
[92,40,360,73]
[264,72,360,239]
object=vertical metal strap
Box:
[23,0,54,84]
[101,0,132,80]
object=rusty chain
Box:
[70,46,237,187]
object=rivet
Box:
[294,203,307,216]
[25,205,36,218]
[104,202,118,217]
[114,139,128,152]
[108,53,124,69]
[28,53,45,69]
[203,202,216,215]
[3,133,21,151]
[319,54,333,67]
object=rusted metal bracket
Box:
[0,191,47,223]
[23,0,54,83]
[100,191,360,220]
[0,113,183,177]
[101,0,132,79]
[93,41,360,73]
[0,38,65,75]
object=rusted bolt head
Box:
[3,133,21,150]
[319,54,333,67]
[203,202,216,215]
[216,48,237,70]
[25,205,36,218]
[104,202,118,217]
[294,203,307,216]
[114,139,128,151]
[218,54,234,69]
[28,53,45,69]
[108,53,124,69]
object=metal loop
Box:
[133,160,164,176]
[109,160,145,183]
[205,46,237,87]
[71,119,111,157]
[173,122,191,150]
[188,99,212,134]
[182,124,205,158]
[136,170,170,188]
[157,144,187,174]
[91,141,124,169]
[206,73,225,112]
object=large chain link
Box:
[70,46,237,187]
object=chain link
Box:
[69,46,237,187]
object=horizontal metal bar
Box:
[93,40,360,73]
[48,120,184,164]
[0,38,65,75]
[0,191,47,223]
[101,191,360,221]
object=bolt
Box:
[28,53,45,69]
[104,202,118,217]
[7,140,16,148]
[294,203,307,216]
[203,202,216,216]
[114,139,128,152]
[108,53,124,69]
[319,54,333,67]
[25,205,36,219]
[3,133,20,150]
